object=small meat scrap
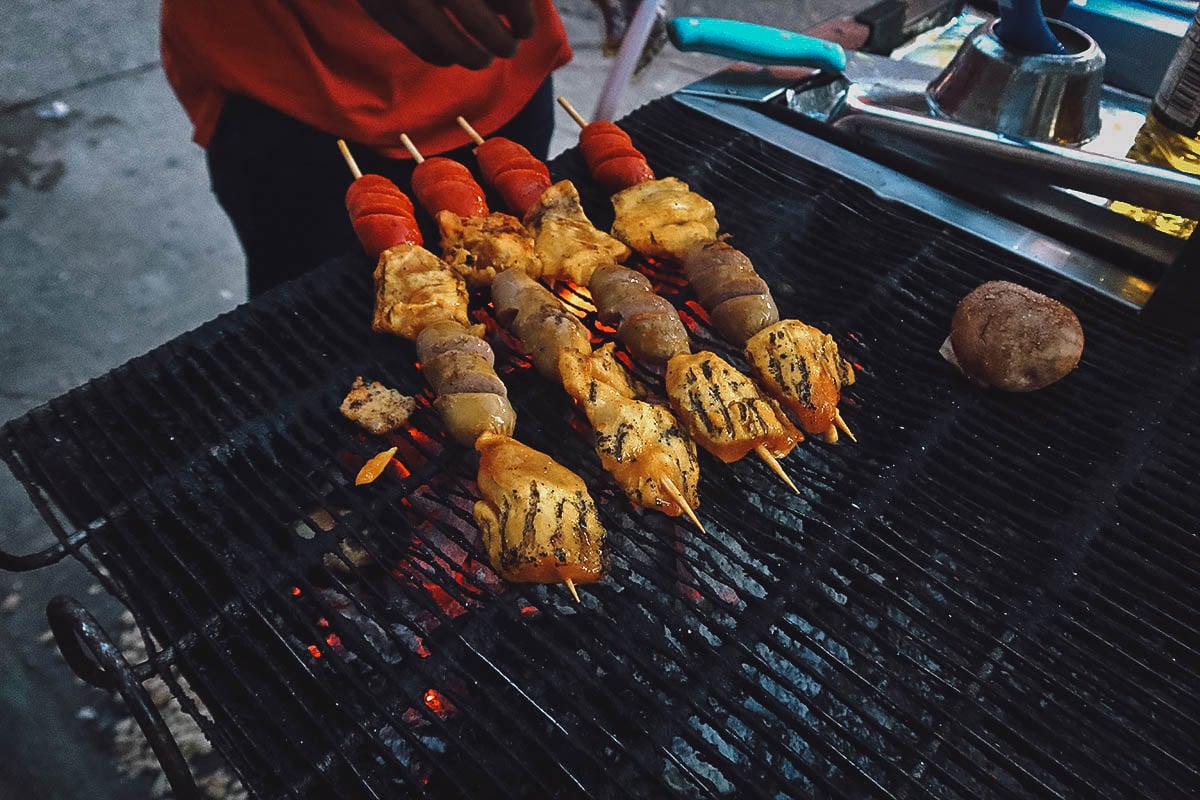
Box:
[559,349,700,517]
[372,243,470,339]
[473,432,609,585]
[340,377,417,435]
[523,180,632,284]
[437,210,542,288]
[745,320,855,439]
[610,177,719,260]
[665,351,801,462]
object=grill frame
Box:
[4,96,1199,799]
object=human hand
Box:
[356,0,537,70]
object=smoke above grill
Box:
[3,97,1199,798]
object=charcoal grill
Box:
[3,96,1199,799]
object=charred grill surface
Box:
[3,98,1199,799]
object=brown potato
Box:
[942,281,1084,392]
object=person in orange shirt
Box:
[161,0,576,295]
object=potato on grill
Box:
[559,347,699,517]
[339,377,417,435]
[745,320,855,439]
[473,432,609,584]
[665,351,801,462]
[437,210,542,288]
[610,177,719,260]
[522,180,631,284]
[372,244,470,340]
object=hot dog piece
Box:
[411,157,489,218]
[680,239,780,344]
[580,121,655,193]
[476,138,553,218]
[345,174,423,256]
[473,432,609,584]
[588,264,690,364]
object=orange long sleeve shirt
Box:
[161,1,572,158]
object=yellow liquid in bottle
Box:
[1109,112,1200,238]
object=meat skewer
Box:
[337,140,608,599]
[556,97,857,444]
[396,134,706,533]
[454,116,803,493]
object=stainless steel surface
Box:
[833,83,1200,216]
[672,92,1152,308]
[927,18,1105,144]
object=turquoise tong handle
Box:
[667,16,848,73]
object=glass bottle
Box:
[1109,10,1200,238]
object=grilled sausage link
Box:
[476,137,553,219]
[579,120,656,193]
[588,264,690,365]
[345,174,423,259]
[416,320,516,445]
[473,432,609,584]
[680,239,779,345]
[491,268,593,380]
[411,157,489,218]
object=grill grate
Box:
[4,97,1200,798]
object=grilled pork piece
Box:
[610,177,719,260]
[680,239,780,344]
[523,180,631,284]
[372,244,470,339]
[560,346,699,517]
[745,320,855,440]
[665,351,801,462]
[416,321,516,445]
[437,210,542,288]
[473,432,609,584]
[339,377,417,435]
[588,264,691,365]
[492,269,593,380]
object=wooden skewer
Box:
[833,409,857,443]
[456,116,486,147]
[754,445,799,494]
[337,139,363,180]
[564,577,581,603]
[557,96,588,129]
[661,475,706,534]
[399,133,425,163]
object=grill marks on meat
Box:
[522,180,631,285]
[372,244,471,339]
[666,352,801,462]
[681,239,780,345]
[339,377,417,435]
[746,320,855,440]
[474,432,609,584]
[491,269,593,380]
[416,320,516,445]
[610,177,719,260]
[560,346,699,517]
[436,210,541,288]
[589,264,691,365]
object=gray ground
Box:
[0,1,853,796]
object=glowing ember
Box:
[307,644,323,659]
[325,633,342,648]
[291,586,302,596]
[520,605,539,616]
[423,688,453,716]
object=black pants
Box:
[207,78,555,297]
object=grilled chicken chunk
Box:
[473,432,609,584]
[559,347,699,517]
[372,244,470,339]
[437,210,542,288]
[339,377,417,435]
[523,180,631,285]
[745,320,855,440]
[665,351,802,462]
[492,268,593,380]
[610,177,719,260]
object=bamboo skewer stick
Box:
[337,139,363,180]
[754,446,799,494]
[457,116,486,146]
[557,96,588,129]
[833,409,857,443]
[564,577,581,604]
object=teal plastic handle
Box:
[667,16,848,72]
